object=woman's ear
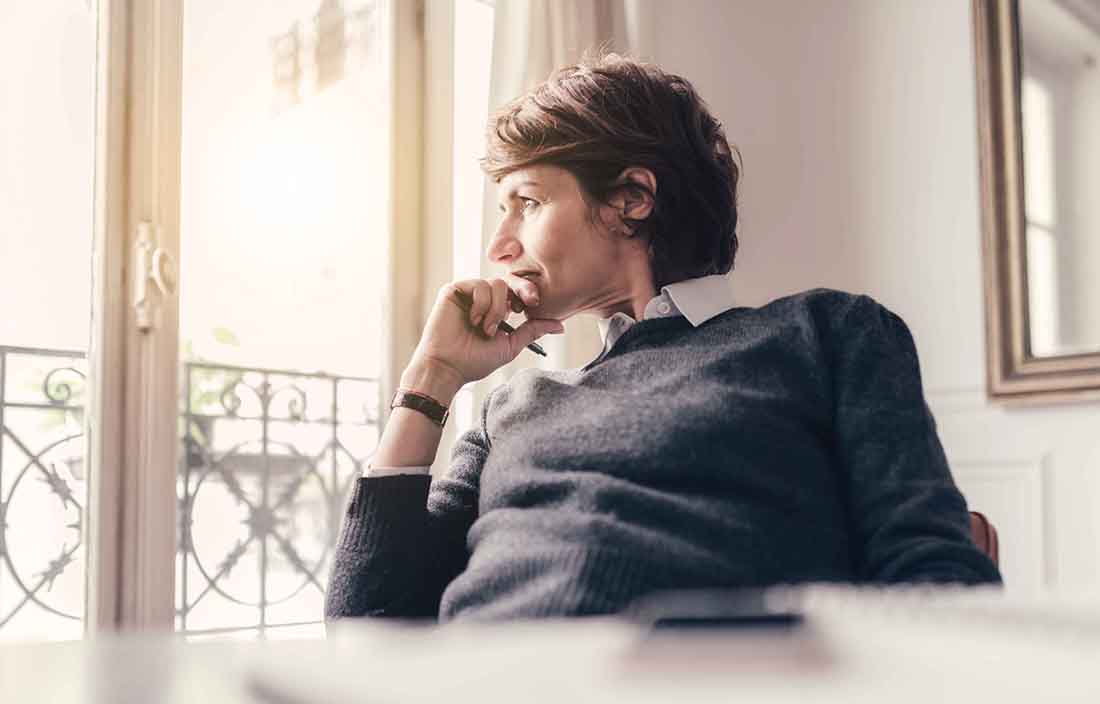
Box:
[613,167,657,227]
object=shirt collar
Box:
[595,273,736,346]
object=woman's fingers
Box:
[506,318,565,357]
[502,272,540,308]
[485,279,510,336]
[450,275,541,340]
[422,278,560,387]
[468,280,492,327]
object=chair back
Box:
[969,511,999,567]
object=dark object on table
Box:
[623,587,805,632]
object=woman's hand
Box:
[406,275,564,390]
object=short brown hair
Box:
[481,50,741,289]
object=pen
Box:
[453,290,548,357]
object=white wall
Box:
[645,0,1100,594]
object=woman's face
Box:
[487,164,647,320]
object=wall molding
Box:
[948,453,1052,593]
[926,386,991,415]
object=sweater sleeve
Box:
[323,391,494,623]
[828,294,1002,586]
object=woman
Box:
[324,52,1001,623]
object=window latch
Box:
[133,221,177,333]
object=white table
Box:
[3,586,1099,704]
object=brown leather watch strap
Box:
[390,388,450,427]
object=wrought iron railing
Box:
[0,345,379,640]
[0,346,87,640]
[177,360,379,638]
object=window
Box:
[0,0,422,642]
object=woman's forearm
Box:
[370,361,466,468]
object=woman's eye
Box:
[520,197,538,212]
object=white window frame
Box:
[86,0,181,634]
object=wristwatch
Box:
[390,388,450,428]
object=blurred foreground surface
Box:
[2,584,1099,704]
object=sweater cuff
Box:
[336,474,432,553]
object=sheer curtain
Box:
[472,0,654,414]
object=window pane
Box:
[177,0,391,640]
[0,2,97,642]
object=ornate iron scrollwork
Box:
[1,346,379,640]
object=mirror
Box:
[974,0,1100,403]
[1019,0,1100,358]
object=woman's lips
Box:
[516,273,541,307]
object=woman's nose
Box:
[486,225,521,264]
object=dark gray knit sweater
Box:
[324,288,1002,624]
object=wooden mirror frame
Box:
[973,0,1100,405]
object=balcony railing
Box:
[0,345,379,641]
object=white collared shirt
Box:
[586,273,737,369]
[367,273,736,477]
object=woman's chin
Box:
[525,304,561,321]
[523,292,570,321]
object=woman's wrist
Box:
[399,359,465,407]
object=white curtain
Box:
[471,0,655,415]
